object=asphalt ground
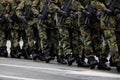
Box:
[0,57,120,80]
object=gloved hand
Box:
[96,11,102,20]
[38,14,44,20]
[116,14,120,23]
[106,9,112,15]
[0,18,4,24]
[60,10,67,17]
[83,10,91,17]
[23,18,27,24]
[9,18,13,23]
[73,12,78,18]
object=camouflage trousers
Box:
[100,15,120,62]
[80,25,94,58]
[36,23,48,54]
[46,26,59,57]
[0,30,6,48]
[68,28,84,58]
[103,29,120,62]
[58,27,72,56]
[11,29,20,50]
[23,25,35,51]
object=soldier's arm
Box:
[31,0,40,15]
[91,1,107,11]
[16,0,25,19]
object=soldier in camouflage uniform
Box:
[16,0,36,59]
[55,0,73,64]
[79,0,99,69]
[65,0,89,67]
[92,0,120,71]
[114,7,120,72]
[31,0,49,61]
[8,0,22,58]
[88,0,111,70]
[0,0,14,57]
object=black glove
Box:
[9,18,13,23]
[38,14,45,20]
[96,11,102,20]
[83,10,91,17]
[60,10,67,17]
[116,13,120,23]
[0,18,4,24]
[73,12,78,18]
[105,9,112,15]
[23,18,27,24]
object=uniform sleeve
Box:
[16,0,25,10]
[91,1,107,11]
[16,0,26,19]
[16,10,24,19]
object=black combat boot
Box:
[21,49,29,59]
[76,58,89,67]
[45,53,55,63]
[38,51,46,61]
[66,54,76,66]
[88,56,98,69]
[16,47,23,58]
[0,47,8,57]
[109,55,116,67]
[57,55,67,64]
[116,61,120,72]
[31,49,39,61]
[97,58,111,70]
[10,47,17,58]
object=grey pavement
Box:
[0,57,120,80]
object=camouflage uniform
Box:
[43,2,61,63]
[6,0,21,58]
[0,0,14,57]
[115,8,120,72]
[79,0,99,69]
[65,1,88,67]
[31,0,49,61]
[16,0,35,59]
[55,0,73,64]
[92,0,119,71]
[90,0,111,70]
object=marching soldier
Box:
[0,0,8,57]
[16,0,35,59]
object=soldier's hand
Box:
[0,18,4,24]
[60,10,67,17]
[73,12,78,18]
[23,18,27,24]
[83,10,91,16]
[38,14,44,20]
[9,18,13,23]
[116,14,120,23]
[105,9,112,15]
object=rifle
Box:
[59,0,73,25]
[83,4,96,26]
[103,0,117,25]
[38,0,52,21]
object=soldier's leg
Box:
[10,29,20,58]
[37,24,49,61]
[0,30,8,57]
[92,28,111,70]
[80,26,98,69]
[57,27,71,64]
[21,29,29,59]
[67,29,88,67]
[101,30,118,71]
[23,25,37,60]
[114,32,120,72]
